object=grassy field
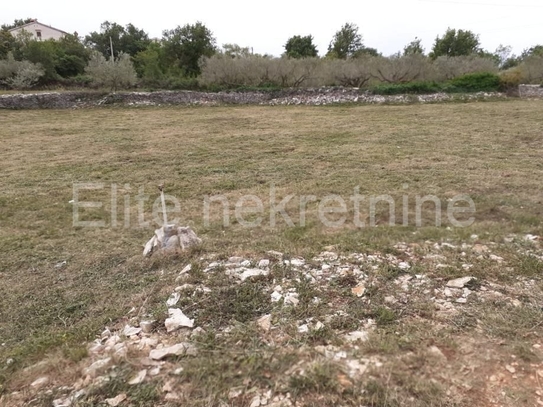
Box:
[0,100,542,406]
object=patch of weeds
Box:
[478,302,543,339]
[378,265,405,281]
[363,372,447,407]
[288,362,340,397]
[373,307,398,327]
[80,368,159,406]
[306,325,337,346]
[62,344,88,363]
[515,254,543,278]
[197,278,271,328]
[448,311,478,333]
[331,274,359,289]
[362,331,401,355]
[511,342,540,363]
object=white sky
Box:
[4,0,542,57]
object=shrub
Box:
[446,72,501,92]
[500,68,523,92]
[371,81,442,95]
[371,54,433,83]
[432,55,498,81]
[519,55,543,84]
[85,51,137,91]
[0,52,44,89]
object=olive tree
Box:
[85,51,137,91]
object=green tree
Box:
[521,45,543,58]
[326,23,363,59]
[55,34,90,77]
[85,22,151,59]
[403,38,424,56]
[221,43,252,58]
[0,30,15,58]
[21,39,59,81]
[284,35,318,58]
[162,22,216,76]
[1,18,34,31]
[353,46,380,57]
[429,28,481,59]
[133,42,165,80]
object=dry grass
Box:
[0,101,542,404]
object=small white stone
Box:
[257,314,272,332]
[258,259,270,268]
[446,277,475,289]
[165,308,194,332]
[239,268,269,281]
[298,324,309,333]
[290,258,305,267]
[128,370,147,385]
[345,331,369,342]
[166,292,181,307]
[140,320,155,334]
[105,394,127,407]
[271,291,283,302]
[30,377,49,389]
[249,395,261,407]
[83,357,111,377]
[123,325,142,337]
[284,293,299,306]
[149,343,187,360]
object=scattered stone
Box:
[164,392,181,401]
[257,314,272,332]
[250,395,261,407]
[30,377,49,389]
[140,320,155,334]
[143,224,202,257]
[239,268,269,281]
[446,277,475,289]
[428,346,447,360]
[472,244,489,254]
[258,259,270,268]
[123,325,142,337]
[128,369,147,385]
[298,324,309,333]
[83,357,111,377]
[271,291,283,302]
[505,365,516,374]
[149,343,188,360]
[166,292,181,307]
[345,331,369,342]
[351,283,366,297]
[284,292,299,306]
[105,393,127,406]
[266,250,283,259]
[165,308,194,332]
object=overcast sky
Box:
[4,0,542,57]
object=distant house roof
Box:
[8,19,69,35]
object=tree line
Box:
[0,19,542,91]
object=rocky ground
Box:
[3,234,542,407]
[0,88,509,109]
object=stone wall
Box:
[0,89,509,110]
[519,84,543,98]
